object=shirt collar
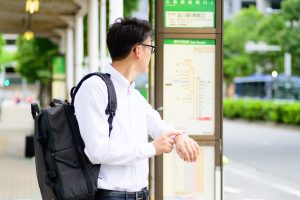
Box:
[105,64,136,91]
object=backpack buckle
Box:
[31,103,40,120]
[136,192,143,200]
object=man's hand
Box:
[152,131,181,155]
[175,134,200,162]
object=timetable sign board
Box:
[164,0,216,28]
[163,39,215,135]
[163,146,215,199]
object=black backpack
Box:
[31,72,117,200]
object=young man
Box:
[74,17,200,200]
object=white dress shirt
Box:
[74,65,173,192]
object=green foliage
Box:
[0,34,5,55]
[280,0,300,75]
[0,50,17,65]
[124,0,140,16]
[223,54,252,81]
[223,20,244,57]
[279,103,300,124]
[16,37,57,84]
[250,14,285,74]
[223,99,300,125]
[224,7,263,55]
[281,0,300,22]
[224,1,300,82]
[223,99,243,118]
[280,27,300,56]
[223,7,263,83]
[254,14,285,45]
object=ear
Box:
[133,45,141,59]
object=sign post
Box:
[52,55,66,100]
[153,0,223,199]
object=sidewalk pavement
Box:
[0,101,41,200]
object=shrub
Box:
[223,99,300,125]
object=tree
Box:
[0,34,8,68]
[253,14,285,45]
[223,7,264,83]
[124,0,139,16]
[281,0,300,22]
[16,37,58,106]
[0,34,5,55]
[251,13,285,74]
[280,0,300,75]
[224,0,300,93]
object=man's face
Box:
[137,36,154,74]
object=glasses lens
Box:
[151,46,156,54]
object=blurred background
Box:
[0,0,299,200]
[223,1,300,200]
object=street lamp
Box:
[23,11,34,40]
[272,71,278,78]
[25,0,40,14]
[23,31,34,40]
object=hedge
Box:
[223,99,300,125]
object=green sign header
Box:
[164,39,215,45]
[164,0,215,12]
[164,0,216,28]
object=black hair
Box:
[107,17,152,61]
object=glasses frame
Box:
[140,43,157,54]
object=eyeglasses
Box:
[140,44,156,54]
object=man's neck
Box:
[111,60,137,83]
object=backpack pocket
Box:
[53,147,79,168]
[52,147,89,199]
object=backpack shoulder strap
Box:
[71,72,117,136]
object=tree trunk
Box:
[38,83,51,107]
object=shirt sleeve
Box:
[138,95,175,139]
[74,77,156,165]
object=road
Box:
[223,119,300,200]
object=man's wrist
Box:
[174,131,187,142]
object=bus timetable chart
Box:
[163,146,215,199]
[163,39,215,135]
[164,0,216,28]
